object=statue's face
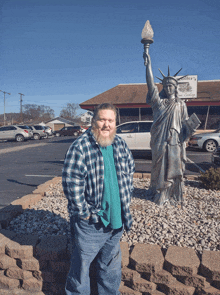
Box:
[164,83,176,97]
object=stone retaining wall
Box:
[0,176,219,295]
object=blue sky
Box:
[0,0,220,117]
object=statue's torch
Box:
[141,20,154,66]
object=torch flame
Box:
[141,20,154,40]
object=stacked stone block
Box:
[120,243,220,295]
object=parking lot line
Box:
[186,157,205,173]
[134,160,152,164]
[187,152,209,156]
[0,143,47,154]
[25,175,58,177]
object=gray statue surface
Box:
[145,53,199,206]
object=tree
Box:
[23,104,55,121]
[59,103,79,120]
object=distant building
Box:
[80,111,93,125]
[45,117,75,131]
[80,80,220,129]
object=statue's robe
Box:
[147,86,189,205]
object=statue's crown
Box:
[156,67,188,87]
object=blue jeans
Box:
[65,216,123,295]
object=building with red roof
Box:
[80,80,220,129]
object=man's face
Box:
[92,109,116,147]
[164,83,176,97]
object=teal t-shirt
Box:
[97,145,122,229]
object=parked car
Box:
[116,121,153,150]
[188,128,220,152]
[0,125,32,142]
[211,147,220,166]
[54,126,83,137]
[43,126,53,137]
[17,125,33,139]
[29,125,47,140]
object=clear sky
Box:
[0,0,220,117]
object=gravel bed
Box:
[7,178,220,254]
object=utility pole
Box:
[18,93,25,123]
[0,90,11,126]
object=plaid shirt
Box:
[62,128,135,231]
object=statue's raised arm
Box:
[144,52,155,98]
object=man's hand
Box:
[143,52,151,66]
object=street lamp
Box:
[0,90,11,126]
[141,20,154,66]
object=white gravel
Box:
[7,178,220,254]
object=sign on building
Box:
[177,75,198,99]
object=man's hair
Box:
[92,103,117,125]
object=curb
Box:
[133,173,199,181]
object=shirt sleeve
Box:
[127,146,135,176]
[123,139,135,193]
[62,144,90,219]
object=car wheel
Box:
[44,133,49,139]
[73,132,78,136]
[33,133,41,140]
[15,134,24,142]
[204,139,218,152]
[56,133,60,137]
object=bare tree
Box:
[23,104,55,121]
[60,103,79,120]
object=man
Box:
[62,103,135,295]
[144,52,195,206]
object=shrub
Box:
[199,167,220,190]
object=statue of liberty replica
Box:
[141,21,200,206]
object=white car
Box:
[116,121,153,150]
[0,125,33,142]
[188,128,220,152]
[29,125,47,140]
[43,126,53,137]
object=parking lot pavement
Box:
[133,149,213,175]
[0,136,75,209]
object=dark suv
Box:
[54,126,82,137]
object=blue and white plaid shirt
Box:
[62,128,135,231]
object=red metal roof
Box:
[80,80,220,110]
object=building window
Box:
[119,108,139,123]
[188,106,220,129]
